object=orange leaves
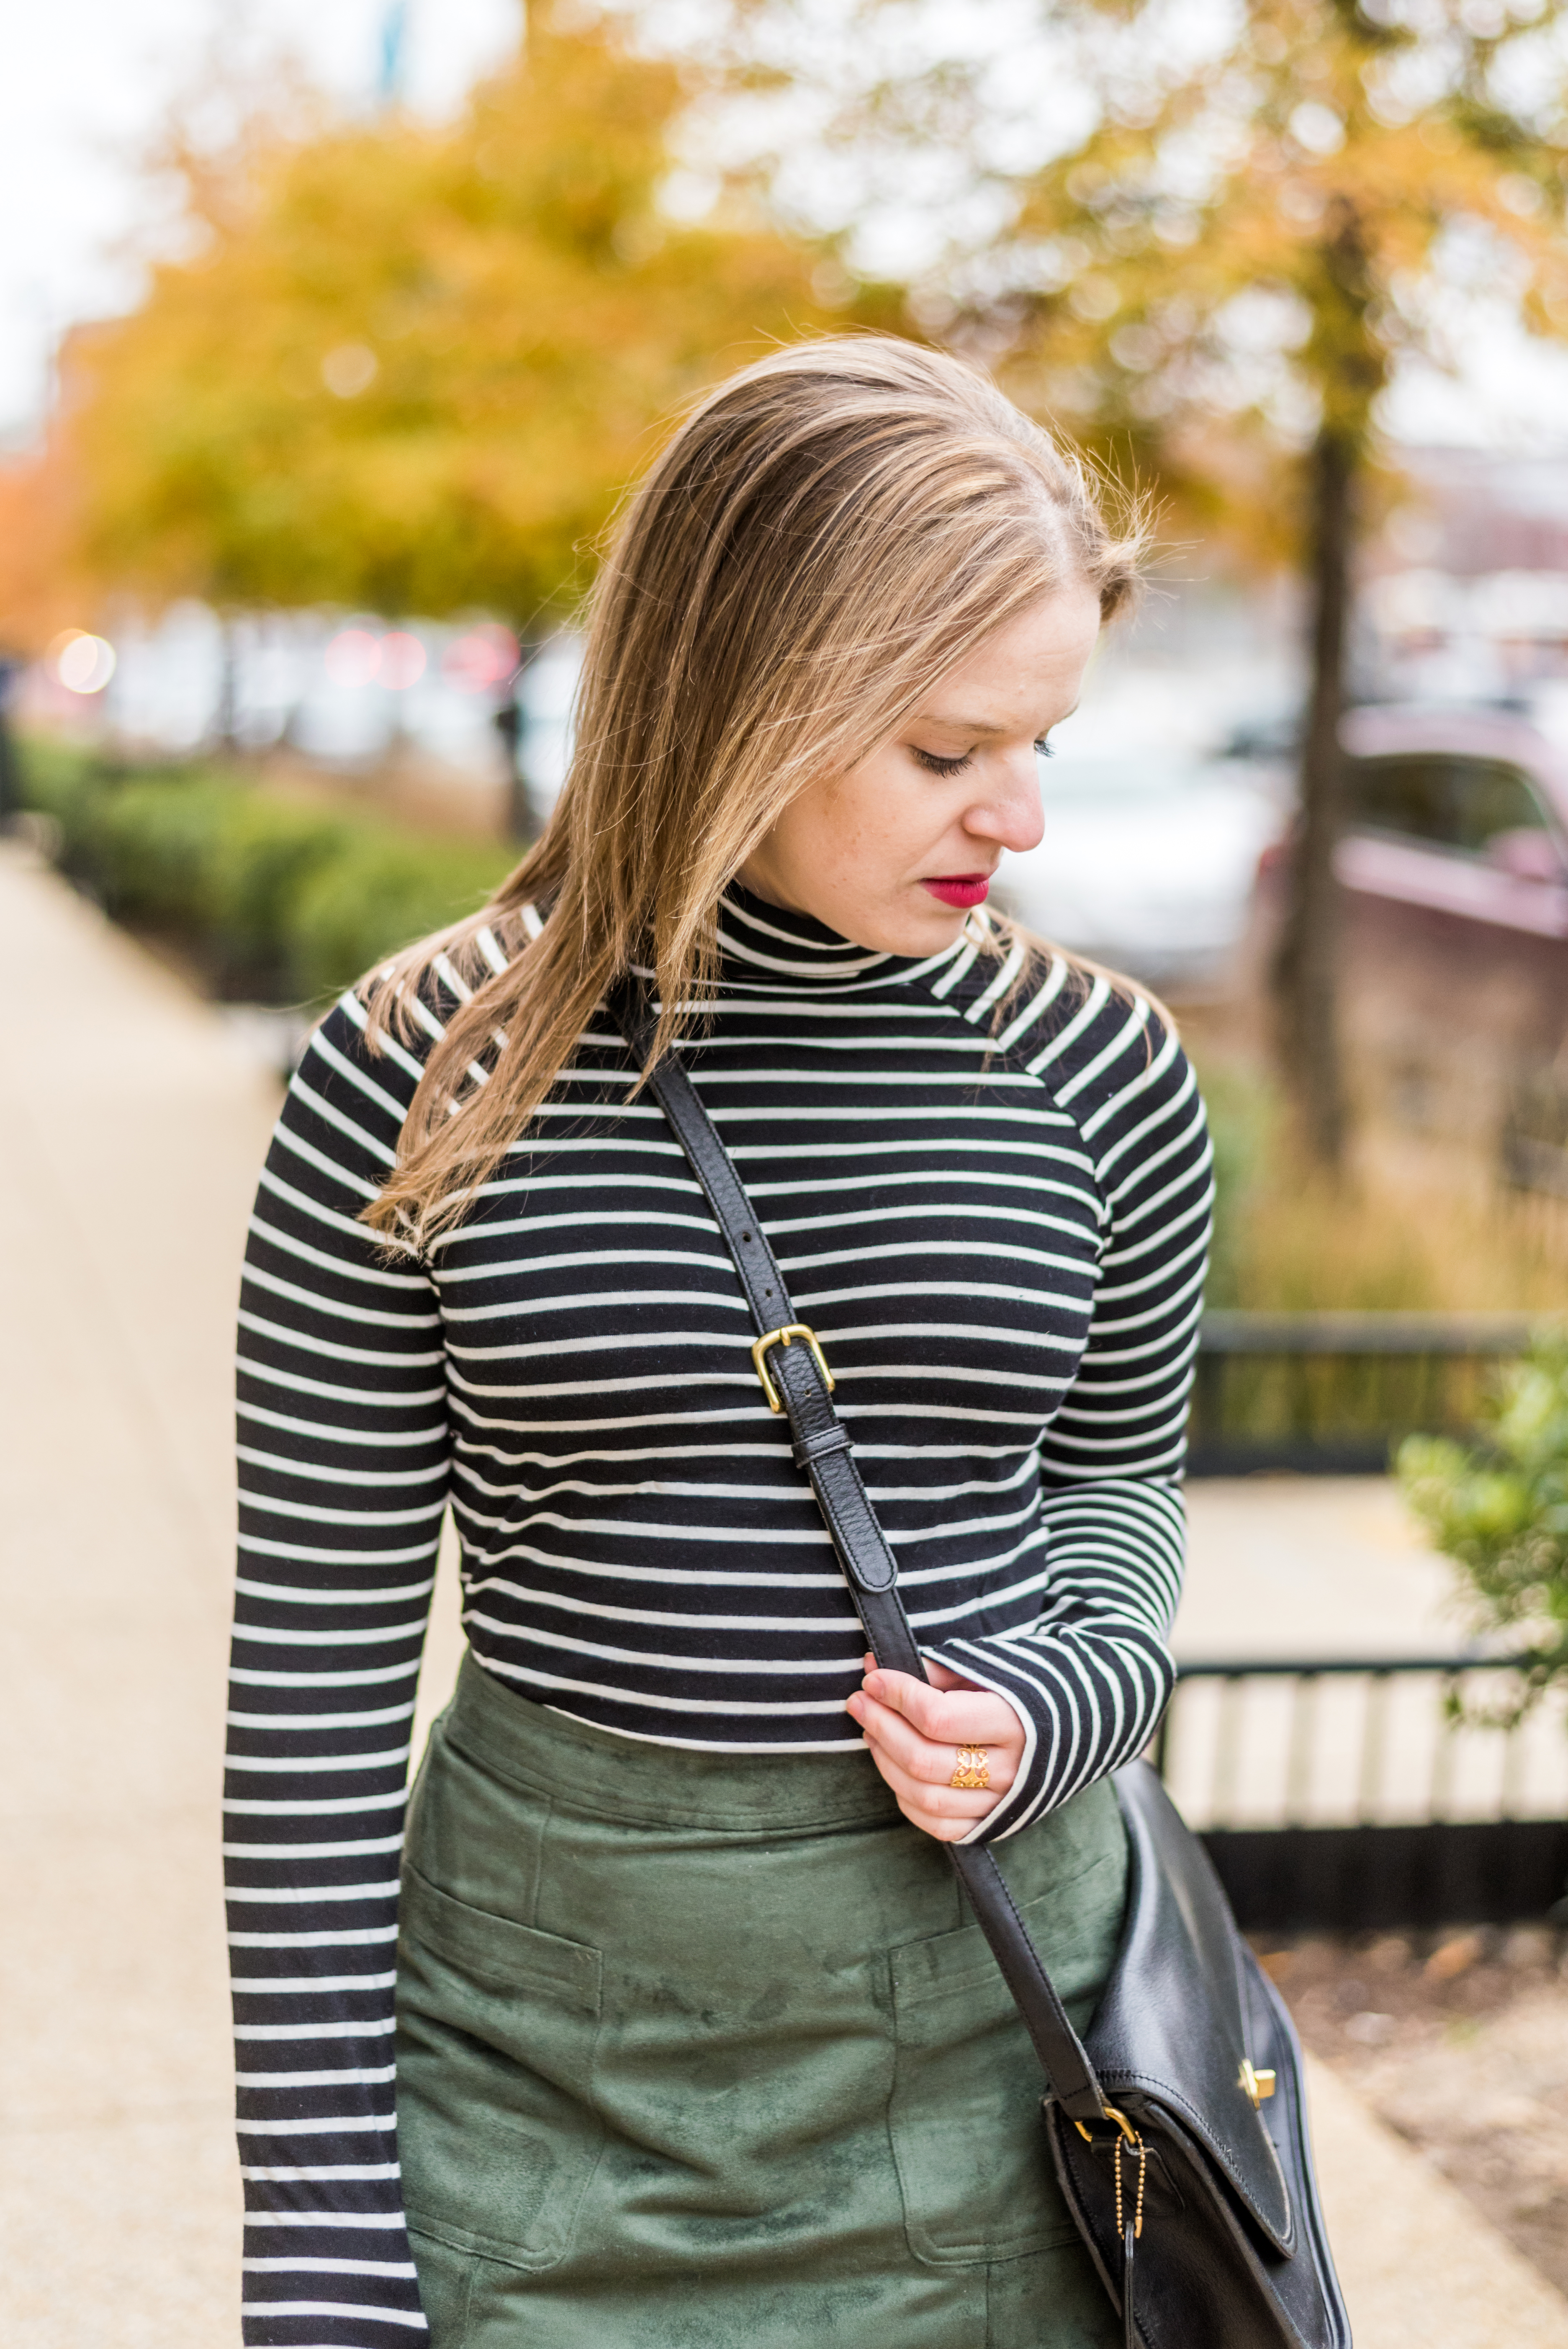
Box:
[52,5,843,627]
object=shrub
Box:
[208,796,358,991]
[15,736,117,873]
[95,776,237,931]
[1188,1039,1568,1315]
[288,831,516,1002]
[1398,1335,1568,1713]
[16,735,516,1005]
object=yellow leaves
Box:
[969,0,1568,566]
[51,2,843,626]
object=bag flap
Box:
[1086,1761,1296,2254]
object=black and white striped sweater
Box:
[226,885,1212,2344]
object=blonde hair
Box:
[362,334,1143,1241]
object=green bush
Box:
[96,777,238,931]
[208,796,358,987]
[16,735,516,1005]
[288,831,517,1002]
[15,735,117,870]
[1398,1335,1568,1711]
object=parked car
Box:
[997,748,1286,993]
[1255,703,1568,1158]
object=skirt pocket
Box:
[396,1863,606,2274]
[888,1847,1124,2268]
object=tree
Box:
[0,428,91,656]
[51,4,871,633]
[730,0,1568,1164]
[1399,1334,1568,1715]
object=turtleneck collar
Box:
[714,882,979,995]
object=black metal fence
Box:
[1188,1311,1537,1476]
[1157,1654,1568,1933]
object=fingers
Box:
[859,1739,994,1841]
[847,1685,1018,1794]
[859,1654,985,1699]
[846,1659,1025,1844]
[854,1665,1020,1755]
[868,1739,998,1816]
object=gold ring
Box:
[951,1745,990,1791]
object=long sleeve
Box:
[227,991,447,2345]
[924,983,1212,1842]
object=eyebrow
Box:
[914,702,1081,736]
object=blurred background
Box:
[4,4,1568,2345]
[7,0,1568,1315]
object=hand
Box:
[846,1653,1024,1842]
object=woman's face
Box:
[739,583,1103,956]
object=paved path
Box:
[1180,1475,1467,1662]
[0,841,1561,2348]
[0,845,278,2345]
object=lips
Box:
[920,874,992,909]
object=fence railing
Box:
[1188,1311,1538,1476]
[1157,1653,1568,1932]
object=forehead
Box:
[915,589,1101,728]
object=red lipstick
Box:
[921,873,991,909]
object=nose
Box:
[966,749,1045,857]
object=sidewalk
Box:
[0,839,1562,2348]
[0,844,279,2346]
[1180,1474,1469,1662]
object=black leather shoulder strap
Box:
[608,975,1107,2123]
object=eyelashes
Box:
[909,738,1056,778]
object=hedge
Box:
[17,737,518,1005]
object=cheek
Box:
[768,795,841,884]
[815,758,932,868]
[774,783,869,878]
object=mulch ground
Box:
[1256,1925,1568,2295]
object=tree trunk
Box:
[496,632,542,842]
[1272,425,1353,1170]
[214,613,241,756]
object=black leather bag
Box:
[611,981,1351,2349]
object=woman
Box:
[226,335,1211,2349]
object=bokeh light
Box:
[442,623,521,692]
[323,627,382,688]
[379,631,427,691]
[50,630,117,694]
[321,343,379,399]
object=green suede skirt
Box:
[396,1653,1128,2349]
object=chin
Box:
[856,895,970,957]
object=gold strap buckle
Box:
[751,1323,834,1415]
[1239,2060,1276,2106]
[1075,2103,1139,2148]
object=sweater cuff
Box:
[925,1629,1176,1847]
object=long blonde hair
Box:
[362,334,1143,1241]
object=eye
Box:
[1033,737,1056,759]
[910,746,975,777]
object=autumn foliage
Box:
[9,6,863,635]
[907,0,1568,1162]
[0,421,92,655]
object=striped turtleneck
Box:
[226,886,1212,2345]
